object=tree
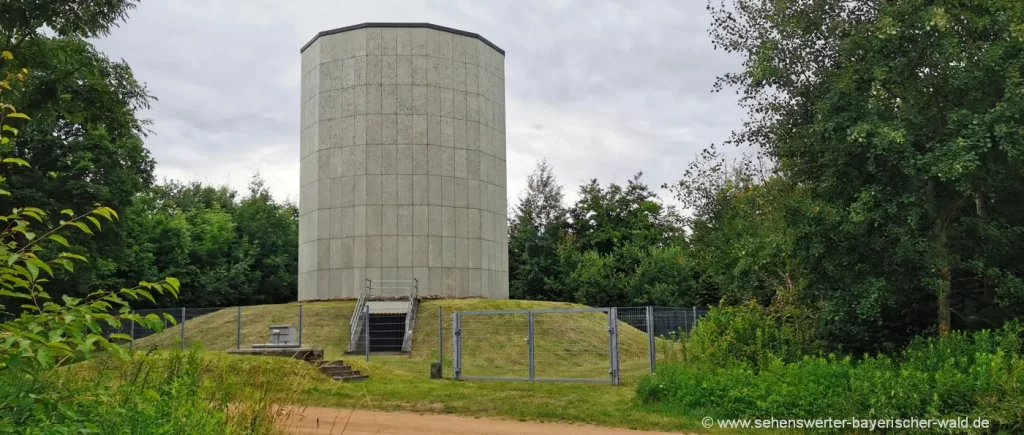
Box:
[508,160,570,300]
[568,173,683,255]
[0,2,155,301]
[709,0,1024,347]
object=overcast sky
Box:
[91,0,745,208]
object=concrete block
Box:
[428,176,442,208]
[467,268,482,296]
[413,116,428,146]
[428,236,442,267]
[382,267,397,282]
[307,211,319,241]
[467,121,480,150]
[453,63,466,93]
[427,145,443,176]
[428,267,443,296]
[318,89,342,121]
[413,236,428,267]
[413,205,428,236]
[396,28,413,56]
[397,205,412,234]
[428,115,441,145]
[467,149,481,179]
[366,27,382,55]
[454,91,466,121]
[366,144,382,175]
[442,268,457,296]
[397,144,413,173]
[381,28,397,55]
[454,149,467,179]
[397,174,413,204]
[366,114,382,146]
[366,174,382,205]
[466,91,479,123]
[466,60,479,94]
[428,205,442,236]
[440,117,454,148]
[366,205,382,236]
[442,176,455,207]
[454,178,468,208]
[365,267,381,283]
[382,85,397,115]
[455,208,471,239]
[441,89,454,118]
[349,28,367,57]
[468,238,481,268]
[382,174,398,205]
[337,207,352,238]
[467,208,481,238]
[380,145,396,175]
[441,145,454,177]
[317,239,331,270]
[302,39,320,72]
[439,31,452,60]
[397,85,413,115]
[334,239,348,270]
[382,55,397,85]
[382,205,397,235]
[413,86,427,115]
[320,61,344,92]
[442,206,455,237]
[382,235,398,267]
[320,34,345,63]
[351,88,367,118]
[456,238,469,268]
[427,86,440,116]
[412,57,427,86]
[351,144,366,175]
[397,56,412,85]
[411,28,427,56]
[353,205,367,236]
[397,115,413,144]
[317,270,331,299]
[397,235,413,267]
[412,174,429,205]
[317,179,331,211]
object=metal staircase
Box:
[346,279,419,354]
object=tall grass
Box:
[0,349,317,434]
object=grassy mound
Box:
[134,299,672,383]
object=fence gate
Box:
[453,308,620,385]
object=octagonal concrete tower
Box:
[298,23,508,300]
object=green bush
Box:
[683,301,812,369]
[638,321,1024,431]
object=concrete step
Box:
[333,374,369,382]
[320,366,356,376]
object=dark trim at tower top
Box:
[300,22,505,55]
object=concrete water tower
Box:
[297,23,508,300]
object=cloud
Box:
[91,0,746,208]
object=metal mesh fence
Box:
[17,302,709,385]
[457,311,530,380]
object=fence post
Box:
[646,306,655,374]
[453,313,461,380]
[129,313,135,353]
[438,306,443,376]
[527,311,535,381]
[236,306,241,350]
[608,307,620,386]
[364,304,370,362]
[298,304,303,347]
[693,306,698,334]
[180,307,186,350]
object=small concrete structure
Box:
[297,23,509,301]
[226,347,324,362]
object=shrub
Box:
[638,321,1024,431]
[683,301,812,369]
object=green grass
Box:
[135,298,679,384]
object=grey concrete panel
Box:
[428,175,442,205]
[412,56,427,86]
[442,206,455,237]
[412,174,428,205]
[397,205,412,234]
[353,205,366,236]
[413,117,428,147]
[412,205,428,236]
[427,205,442,236]
[442,237,455,268]
[428,236,442,267]
[366,205,382,236]
[397,236,413,267]
[442,176,455,207]
[397,174,413,204]
[413,236,428,267]
[396,145,413,174]
[397,85,413,114]
[382,205,397,235]
[382,174,398,205]
[413,85,428,116]
[456,238,469,268]
[397,56,412,85]
[382,236,398,267]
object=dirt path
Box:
[281,407,682,434]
